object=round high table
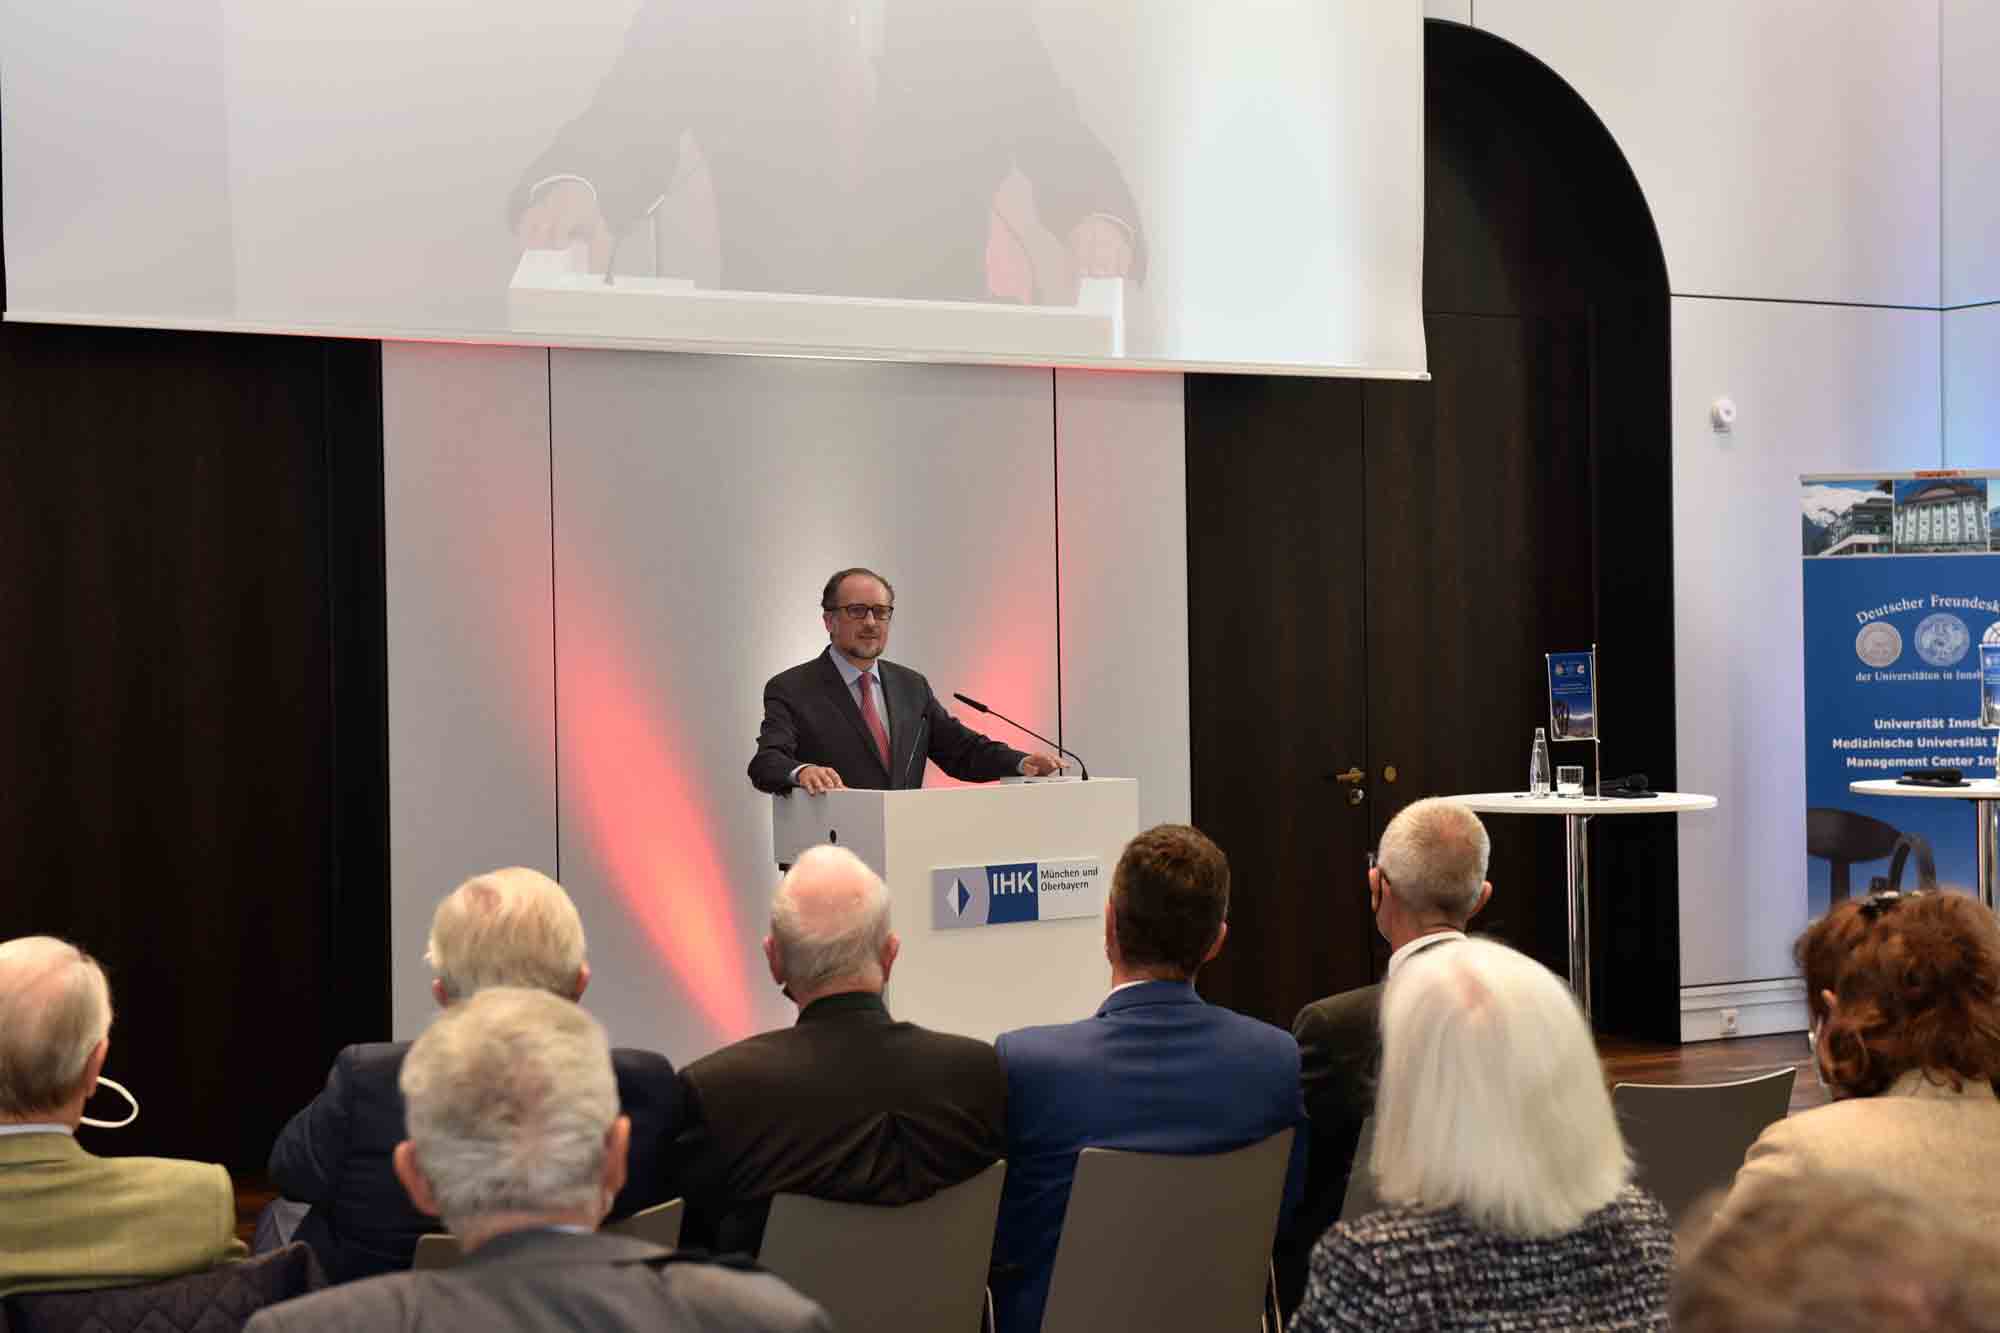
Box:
[1443,791,1718,1018]
[1848,779,2000,911]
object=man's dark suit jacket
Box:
[747,650,1026,793]
[991,981,1309,1333]
[1278,933,1464,1313]
[269,1041,683,1283]
[666,990,1006,1255]
[508,0,1145,301]
[240,1229,831,1333]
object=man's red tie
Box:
[857,671,892,772]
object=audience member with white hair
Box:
[0,935,246,1296]
[1280,797,1493,1310]
[245,988,830,1333]
[666,843,1005,1254]
[268,867,683,1282]
[1288,937,1672,1332]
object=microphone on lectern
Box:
[952,692,1089,780]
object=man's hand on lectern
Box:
[517,180,614,272]
[1019,753,1065,777]
[795,765,846,794]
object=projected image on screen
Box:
[0,0,1426,374]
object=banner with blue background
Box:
[1801,471,2000,915]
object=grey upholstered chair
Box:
[2,1241,324,1333]
[1613,1066,1797,1222]
[410,1197,684,1270]
[756,1161,1007,1333]
[1039,1128,1295,1333]
[1338,1115,1381,1223]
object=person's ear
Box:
[1471,880,1494,920]
[879,932,901,985]
[764,936,785,988]
[572,961,591,1002]
[393,1142,442,1218]
[81,1038,109,1098]
[1820,988,1839,1019]
[1103,900,1119,966]
[432,978,451,1009]
[601,1115,631,1206]
[1368,866,1384,915]
[1201,921,1229,965]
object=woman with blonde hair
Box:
[1289,937,1670,1332]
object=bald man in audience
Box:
[666,844,1005,1254]
[268,868,683,1282]
[246,989,829,1333]
[1275,796,1493,1311]
[0,936,246,1296]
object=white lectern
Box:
[772,778,1139,1041]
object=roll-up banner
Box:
[1801,471,2000,915]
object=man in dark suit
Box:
[247,988,828,1333]
[747,567,1061,794]
[1275,796,1493,1311]
[991,824,1308,1333]
[268,868,683,1283]
[509,0,1144,304]
[666,843,1005,1254]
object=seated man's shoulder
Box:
[658,1256,834,1331]
[611,1045,677,1082]
[1292,982,1383,1041]
[887,1019,999,1066]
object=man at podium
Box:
[748,568,1061,794]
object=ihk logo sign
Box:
[930,859,1099,931]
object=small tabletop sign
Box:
[1982,643,2000,730]
[1546,649,1599,742]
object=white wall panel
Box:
[1945,304,2000,467]
[1425,0,1471,24]
[1477,1,1940,306]
[383,342,558,1037]
[1054,370,1191,829]
[547,353,1060,1061]
[1944,0,2000,306]
[1671,298,1941,989]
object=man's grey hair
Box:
[771,845,892,994]
[1371,937,1630,1237]
[400,986,618,1227]
[1377,797,1490,921]
[0,936,114,1117]
[426,867,586,1002]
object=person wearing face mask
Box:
[1711,890,2000,1232]
[0,935,247,1296]
[244,989,830,1333]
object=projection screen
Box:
[1,0,1425,375]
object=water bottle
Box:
[1529,728,1552,797]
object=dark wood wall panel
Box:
[0,319,389,1172]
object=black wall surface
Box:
[2,218,392,1170]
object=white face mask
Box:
[80,1076,139,1129]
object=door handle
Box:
[1325,767,1365,785]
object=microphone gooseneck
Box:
[952,692,1089,780]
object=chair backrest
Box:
[1338,1115,1381,1223]
[2,1242,325,1333]
[1039,1128,1294,1333]
[757,1161,1006,1333]
[1613,1066,1797,1223]
[606,1198,684,1249]
[410,1198,685,1271]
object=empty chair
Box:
[410,1198,684,1270]
[2,1242,323,1333]
[1806,807,1936,901]
[1337,1116,1381,1223]
[757,1161,1006,1333]
[1038,1129,1293,1333]
[1613,1067,1796,1223]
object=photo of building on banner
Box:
[1800,470,2000,916]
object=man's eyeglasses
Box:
[830,604,895,622]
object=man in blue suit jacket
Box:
[991,825,1307,1332]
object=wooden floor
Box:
[1599,1031,1825,1115]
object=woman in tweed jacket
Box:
[1289,938,1671,1332]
